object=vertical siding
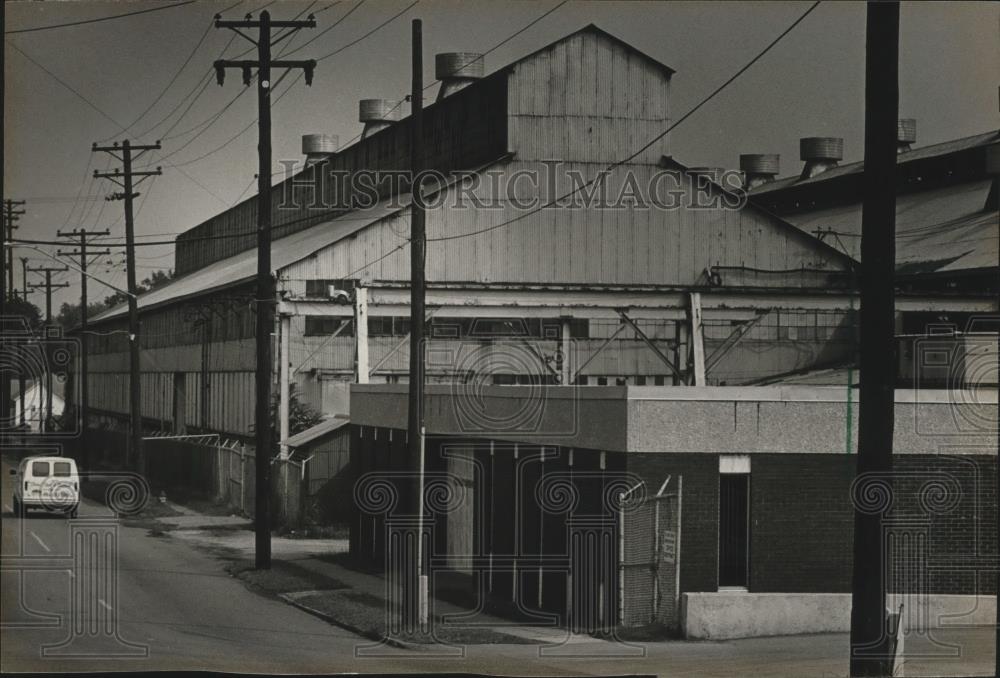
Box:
[508,30,672,163]
[281,159,848,288]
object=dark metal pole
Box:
[849,2,899,676]
[405,17,426,630]
[254,9,274,570]
[19,258,27,427]
[122,141,144,475]
[79,230,89,469]
[44,269,53,432]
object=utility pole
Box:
[58,228,111,470]
[18,258,30,427]
[213,9,316,571]
[3,199,25,299]
[26,265,69,432]
[849,2,899,677]
[92,141,161,474]
[405,17,427,631]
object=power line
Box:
[323,0,568,161]
[426,0,823,244]
[99,20,217,143]
[164,0,415,171]
[315,0,419,62]
[5,0,197,35]
[6,41,126,132]
[278,0,361,57]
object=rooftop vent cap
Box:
[897,118,917,153]
[435,52,484,100]
[739,154,780,189]
[359,99,402,139]
[302,134,338,165]
[799,137,843,179]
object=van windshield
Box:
[31,461,50,477]
[53,462,73,477]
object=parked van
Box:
[11,456,80,518]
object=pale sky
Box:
[5,0,999,311]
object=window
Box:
[53,462,72,477]
[369,316,411,337]
[719,458,751,589]
[304,316,354,337]
[31,461,50,477]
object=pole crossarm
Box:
[211,8,318,571]
[27,282,69,290]
[215,15,316,29]
[213,59,316,85]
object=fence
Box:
[213,439,254,518]
[619,475,683,631]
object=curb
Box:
[278,592,422,651]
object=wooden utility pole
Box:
[93,141,160,473]
[58,228,111,469]
[3,199,25,299]
[213,9,317,570]
[849,2,899,676]
[26,265,69,432]
[405,17,427,630]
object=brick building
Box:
[349,384,998,639]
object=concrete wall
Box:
[351,384,631,452]
[682,592,997,640]
[626,386,998,455]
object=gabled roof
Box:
[775,178,997,275]
[660,156,858,269]
[91,197,411,324]
[751,129,999,195]
[511,23,676,77]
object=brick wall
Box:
[750,454,856,592]
[750,454,996,596]
[626,454,720,594]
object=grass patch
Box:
[275,523,349,539]
[225,559,350,596]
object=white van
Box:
[11,456,80,518]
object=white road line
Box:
[29,531,51,552]
[98,599,113,611]
[2,504,10,512]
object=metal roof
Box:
[780,179,997,274]
[750,129,999,195]
[282,416,350,448]
[91,197,410,324]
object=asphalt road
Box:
[2,455,994,676]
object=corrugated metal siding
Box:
[507,31,670,163]
[281,159,848,288]
[175,74,508,276]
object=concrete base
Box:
[681,592,997,640]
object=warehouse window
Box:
[304,316,354,337]
[719,455,751,589]
[368,316,411,337]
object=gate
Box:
[619,475,683,630]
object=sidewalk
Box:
[153,500,620,649]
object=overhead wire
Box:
[425,1,823,244]
[5,1,197,34]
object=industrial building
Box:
[78,25,998,442]
[349,383,997,638]
[70,22,999,637]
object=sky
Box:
[4,0,999,312]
